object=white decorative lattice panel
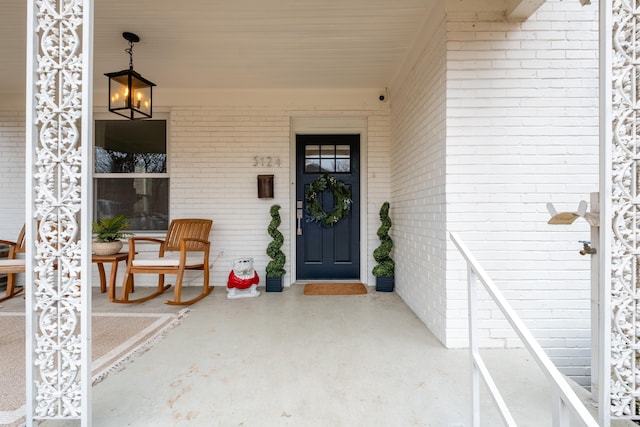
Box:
[611,0,640,419]
[30,0,86,419]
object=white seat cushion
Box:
[132,254,204,268]
[0,259,25,267]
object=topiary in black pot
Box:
[372,201,395,292]
[266,204,286,292]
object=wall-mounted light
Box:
[104,32,156,120]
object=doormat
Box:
[0,309,189,427]
[303,282,367,295]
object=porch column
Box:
[603,0,640,424]
[25,0,93,425]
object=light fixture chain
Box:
[125,40,134,69]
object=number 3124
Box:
[253,156,280,167]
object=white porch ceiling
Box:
[0,0,543,96]
[0,0,437,96]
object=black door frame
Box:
[289,117,368,284]
[295,134,360,280]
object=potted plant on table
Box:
[92,215,132,256]
[373,201,395,292]
[265,204,286,292]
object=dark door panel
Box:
[296,134,360,280]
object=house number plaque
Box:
[253,156,281,167]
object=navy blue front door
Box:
[296,134,360,280]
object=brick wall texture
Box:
[388,0,598,386]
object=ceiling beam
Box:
[505,0,546,20]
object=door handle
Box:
[296,201,303,235]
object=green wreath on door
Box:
[305,173,353,227]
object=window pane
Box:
[305,159,320,173]
[336,145,351,172]
[305,145,321,172]
[95,178,169,231]
[321,145,335,157]
[336,145,350,158]
[320,158,335,172]
[95,120,167,173]
[95,147,166,173]
[303,143,353,173]
[320,145,335,172]
[305,145,320,157]
[336,159,350,172]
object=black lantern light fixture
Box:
[105,32,156,120]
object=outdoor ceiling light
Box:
[105,32,156,120]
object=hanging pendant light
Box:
[105,32,156,120]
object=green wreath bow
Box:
[305,173,353,227]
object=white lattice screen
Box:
[25,0,92,425]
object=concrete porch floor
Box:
[20,284,631,426]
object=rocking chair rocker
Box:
[120,218,214,305]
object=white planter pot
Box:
[92,240,123,256]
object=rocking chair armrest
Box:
[0,239,19,259]
[0,239,18,247]
[128,237,165,245]
[178,238,211,252]
[127,237,166,258]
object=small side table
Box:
[92,252,129,302]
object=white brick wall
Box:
[0,101,391,296]
[389,0,598,386]
[0,111,26,238]
[169,105,391,287]
[367,113,393,285]
[389,3,449,344]
[169,107,293,285]
[447,0,598,388]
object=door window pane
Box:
[304,143,351,173]
[305,145,321,172]
[336,145,351,172]
[305,159,320,173]
[305,145,320,157]
[320,158,335,172]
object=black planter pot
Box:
[266,276,283,292]
[375,276,395,292]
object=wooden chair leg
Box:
[6,272,15,297]
[167,267,186,304]
[158,274,165,294]
[119,270,132,302]
[166,267,213,306]
[202,266,210,296]
[97,263,107,293]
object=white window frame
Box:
[92,111,170,232]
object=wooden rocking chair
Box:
[120,218,214,305]
[0,225,26,302]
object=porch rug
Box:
[0,309,189,427]
[303,282,367,295]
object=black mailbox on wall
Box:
[257,175,274,198]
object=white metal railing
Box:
[449,232,598,427]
